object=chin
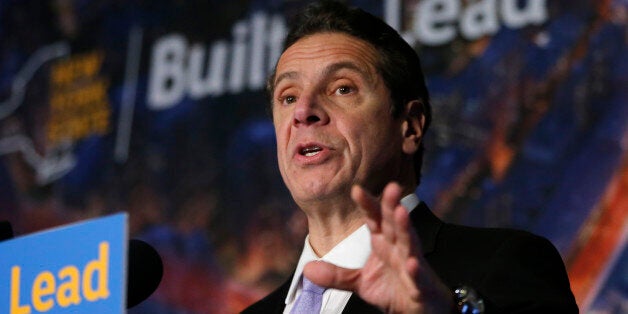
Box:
[291,180,349,204]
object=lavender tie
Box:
[290,277,326,314]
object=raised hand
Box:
[303,182,453,313]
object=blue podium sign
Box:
[0,213,128,314]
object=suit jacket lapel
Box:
[410,202,443,256]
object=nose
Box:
[293,95,329,126]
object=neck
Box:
[298,195,366,257]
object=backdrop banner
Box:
[0,1,626,313]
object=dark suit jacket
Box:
[242,203,578,313]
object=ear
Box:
[401,100,426,155]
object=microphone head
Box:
[0,221,13,241]
[127,239,163,308]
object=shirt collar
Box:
[285,224,371,304]
[400,193,420,212]
[284,192,420,305]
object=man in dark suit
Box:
[243,1,578,313]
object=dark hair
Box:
[269,0,431,185]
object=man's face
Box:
[272,33,406,206]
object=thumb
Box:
[304,260,361,291]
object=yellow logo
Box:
[10,242,110,313]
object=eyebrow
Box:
[273,71,298,89]
[322,61,372,82]
[273,61,374,90]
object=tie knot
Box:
[302,277,326,295]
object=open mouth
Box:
[299,145,323,157]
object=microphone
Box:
[126,238,164,308]
[0,220,13,241]
[0,221,162,308]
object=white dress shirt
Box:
[283,193,420,313]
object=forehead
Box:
[275,32,380,83]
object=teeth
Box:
[301,146,322,156]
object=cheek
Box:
[274,121,294,170]
[275,143,291,185]
[357,120,400,159]
[337,119,373,163]
[273,108,292,131]
[275,135,289,167]
[273,114,290,145]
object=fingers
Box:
[352,183,404,236]
[393,203,413,255]
[303,260,360,291]
[380,183,403,243]
[353,182,419,259]
[351,185,381,232]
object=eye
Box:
[277,95,296,106]
[336,85,354,95]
